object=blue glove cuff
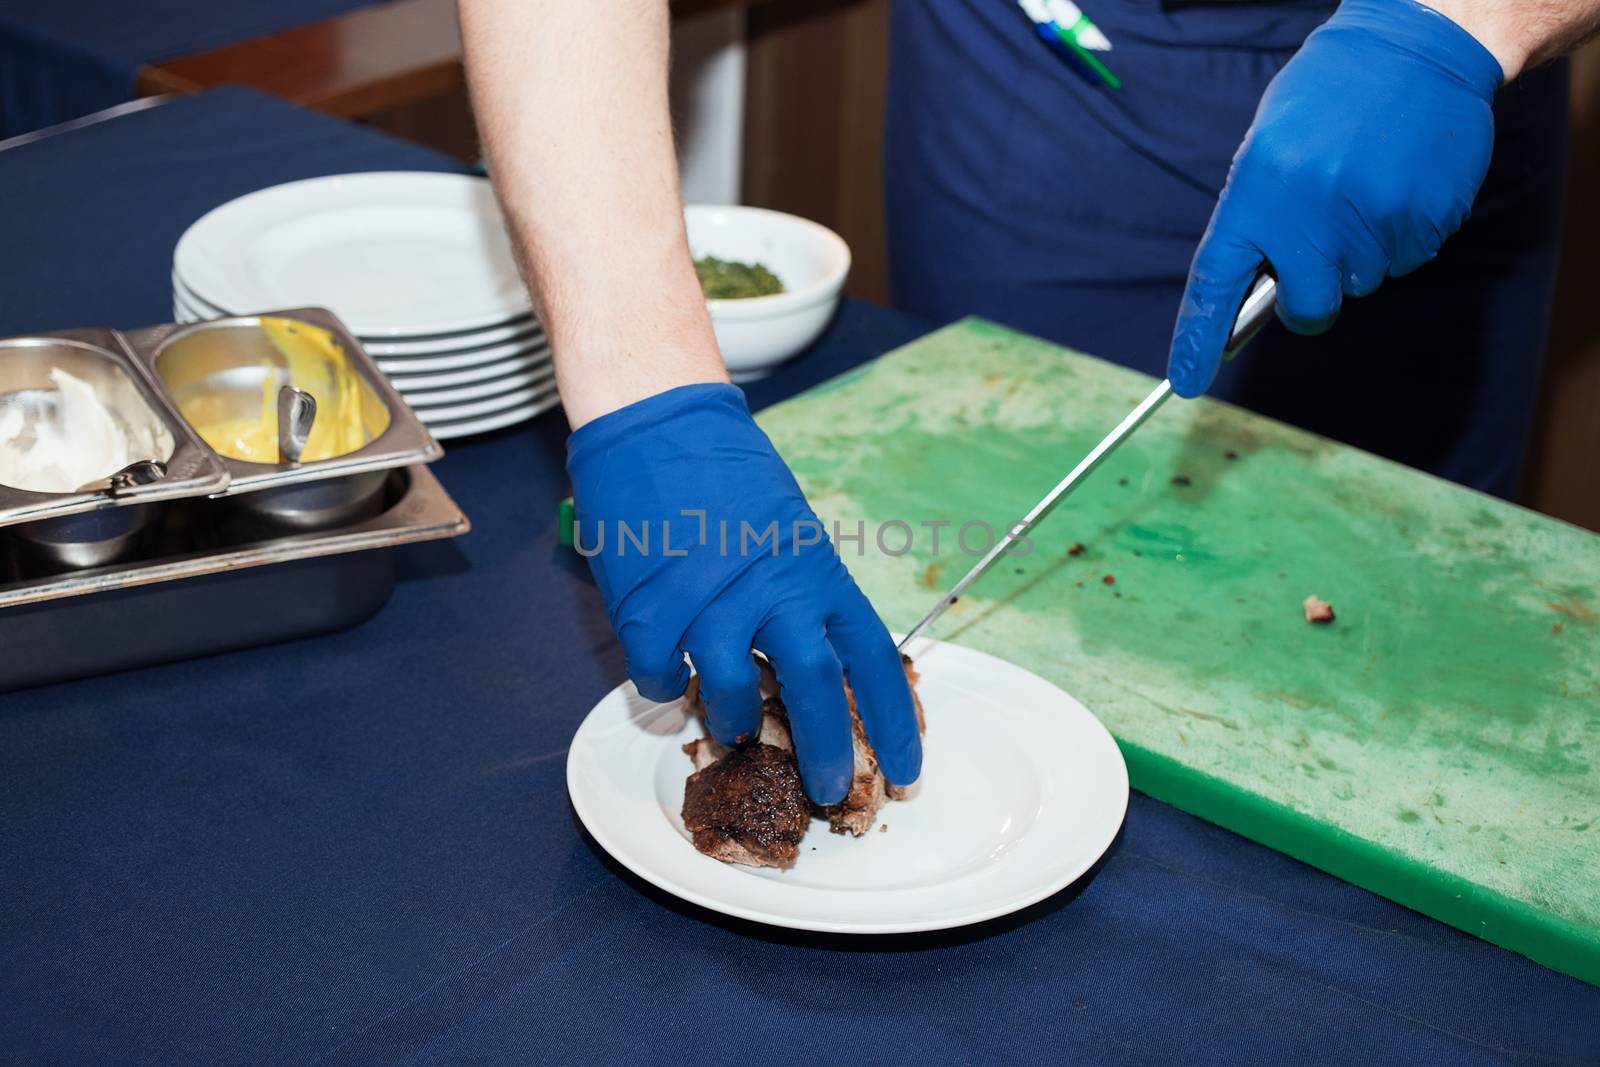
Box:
[1327,0,1504,99]
[567,382,749,472]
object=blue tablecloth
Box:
[1,88,1595,1066]
[0,0,379,138]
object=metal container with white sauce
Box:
[0,331,231,519]
[0,330,231,568]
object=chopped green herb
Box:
[694,255,784,300]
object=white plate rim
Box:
[397,365,555,407]
[425,394,560,438]
[172,285,213,323]
[173,172,533,337]
[406,379,557,422]
[566,637,1130,935]
[372,337,551,375]
[173,272,542,357]
[384,352,551,391]
[357,320,543,357]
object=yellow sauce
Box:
[181,317,372,464]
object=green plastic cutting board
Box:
[753,318,1600,984]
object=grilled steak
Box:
[815,654,926,835]
[681,741,810,868]
[681,654,925,865]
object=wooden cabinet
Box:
[136,0,766,161]
[1524,41,1600,532]
[741,0,891,303]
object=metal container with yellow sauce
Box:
[159,316,387,464]
[132,308,441,529]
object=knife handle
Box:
[1223,271,1277,361]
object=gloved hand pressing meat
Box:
[567,383,922,804]
[1166,0,1504,397]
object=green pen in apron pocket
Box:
[1016,0,1123,90]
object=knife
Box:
[897,272,1278,651]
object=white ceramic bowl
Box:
[685,205,850,380]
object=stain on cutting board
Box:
[756,318,1600,982]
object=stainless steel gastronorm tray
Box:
[0,464,469,691]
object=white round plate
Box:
[374,336,550,375]
[567,638,1129,934]
[174,172,532,337]
[353,320,541,357]
[397,365,554,407]
[174,272,541,356]
[171,272,227,316]
[406,380,556,422]
[171,273,240,322]
[384,351,550,392]
[424,393,561,439]
[172,287,210,323]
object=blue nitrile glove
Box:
[1166,0,1503,397]
[566,383,921,804]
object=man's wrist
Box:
[537,238,731,428]
[1414,0,1531,80]
[555,332,730,429]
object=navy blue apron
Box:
[883,0,1568,498]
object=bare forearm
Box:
[1422,0,1600,78]
[460,0,727,428]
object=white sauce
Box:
[0,369,173,494]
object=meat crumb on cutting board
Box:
[1303,595,1336,624]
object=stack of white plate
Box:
[172,172,557,440]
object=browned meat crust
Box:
[681,655,925,864]
[681,743,810,868]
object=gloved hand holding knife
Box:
[1167,0,1588,396]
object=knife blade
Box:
[897,272,1278,652]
